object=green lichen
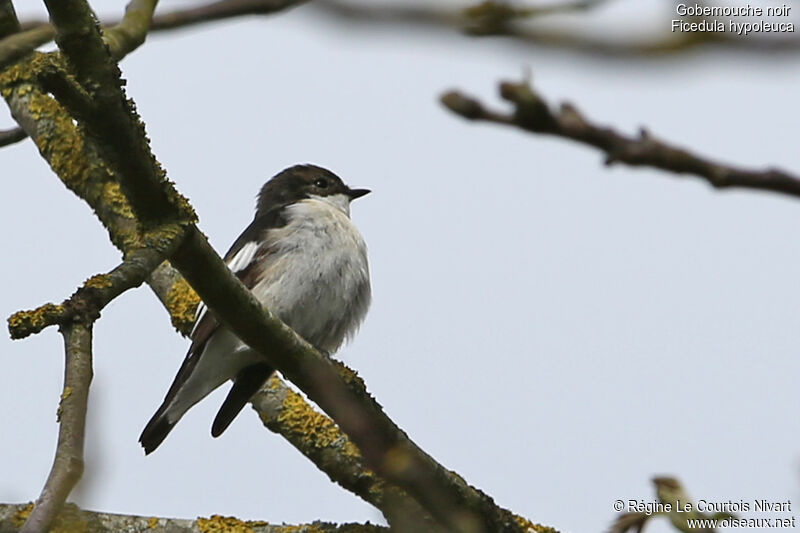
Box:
[165,277,200,335]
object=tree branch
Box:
[44,0,195,227]
[0,0,21,39]
[1,503,390,533]
[103,0,159,60]
[441,80,800,199]
[311,1,800,58]
[1,52,199,331]
[252,375,552,533]
[0,125,25,146]
[4,2,537,531]
[171,228,528,533]
[2,0,307,71]
[252,375,445,533]
[19,323,93,533]
[7,223,185,339]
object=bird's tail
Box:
[139,405,178,455]
[211,363,273,438]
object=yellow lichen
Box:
[514,515,561,533]
[147,516,159,528]
[278,388,349,450]
[196,515,265,533]
[8,303,65,338]
[11,503,34,527]
[101,180,135,219]
[84,274,113,290]
[165,277,200,335]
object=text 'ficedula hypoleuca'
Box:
[140,164,371,454]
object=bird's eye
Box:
[314,179,329,188]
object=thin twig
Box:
[8,223,186,339]
[441,80,800,199]
[0,24,55,70]
[3,0,307,69]
[0,0,21,39]
[20,323,93,533]
[104,0,159,60]
[311,0,800,57]
[0,125,25,146]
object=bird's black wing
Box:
[140,207,286,453]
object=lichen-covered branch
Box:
[441,80,800,200]
[1,53,197,332]
[5,2,535,532]
[27,3,529,529]
[252,376,553,533]
[252,375,446,533]
[43,0,195,227]
[1,503,390,533]
[8,223,185,339]
[171,228,529,533]
[18,323,93,533]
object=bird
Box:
[139,164,372,454]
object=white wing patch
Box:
[190,302,207,336]
[190,241,258,336]
[227,241,259,273]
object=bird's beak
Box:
[347,188,371,200]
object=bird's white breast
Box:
[251,194,371,353]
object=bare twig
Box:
[2,502,389,533]
[311,0,800,57]
[610,477,736,533]
[148,0,309,31]
[0,125,25,146]
[441,81,800,199]
[103,0,159,60]
[3,0,307,68]
[19,323,93,533]
[0,24,55,69]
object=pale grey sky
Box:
[2,2,799,532]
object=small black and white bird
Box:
[140,164,371,454]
